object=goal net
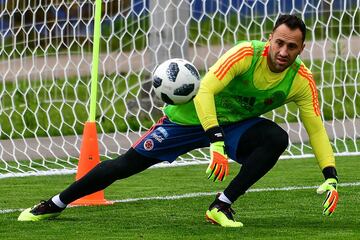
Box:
[1,0,359,178]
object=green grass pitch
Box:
[0,155,359,239]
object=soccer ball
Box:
[152,58,201,105]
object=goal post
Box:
[148,0,190,68]
[0,0,359,178]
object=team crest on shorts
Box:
[144,139,154,151]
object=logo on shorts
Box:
[151,133,164,143]
[157,127,169,138]
[143,139,154,151]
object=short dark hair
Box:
[273,14,306,42]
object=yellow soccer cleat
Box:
[18,200,63,221]
[205,194,243,227]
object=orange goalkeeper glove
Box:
[317,178,338,216]
[205,127,229,182]
[316,167,339,216]
[206,141,229,182]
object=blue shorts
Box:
[132,116,264,164]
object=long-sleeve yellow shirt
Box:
[191,41,335,170]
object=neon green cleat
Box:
[205,194,243,227]
[18,200,63,221]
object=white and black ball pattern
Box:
[152,58,201,105]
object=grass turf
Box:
[0,155,359,239]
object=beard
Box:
[268,51,292,73]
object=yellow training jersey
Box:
[193,41,335,170]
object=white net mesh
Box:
[1,0,359,178]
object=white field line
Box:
[2,181,360,215]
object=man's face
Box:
[268,24,305,73]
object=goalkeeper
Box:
[18,14,339,227]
